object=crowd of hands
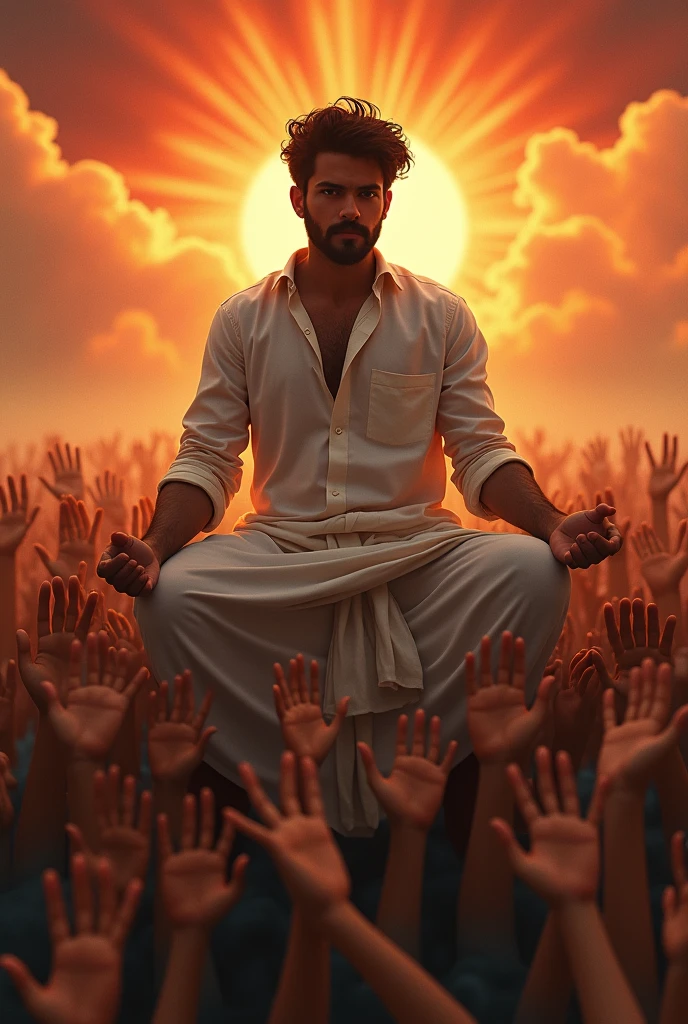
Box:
[0,430,687,1023]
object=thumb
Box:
[15,629,32,669]
[27,506,41,530]
[33,544,55,574]
[38,476,60,500]
[111,531,133,550]
[329,696,350,735]
[196,727,218,757]
[356,741,385,794]
[0,955,44,1013]
[65,823,86,854]
[587,503,616,524]
[489,817,526,872]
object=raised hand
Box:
[619,426,644,482]
[86,471,127,531]
[227,751,351,921]
[465,632,555,765]
[646,434,688,503]
[66,766,152,894]
[158,788,248,929]
[356,709,457,831]
[663,830,688,964]
[273,653,349,765]
[552,655,602,769]
[104,609,147,678]
[97,531,159,596]
[490,747,609,905]
[0,752,17,831]
[38,442,85,501]
[0,854,141,1024]
[0,474,41,556]
[579,435,612,498]
[597,660,688,793]
[549,502,623,569]
[34,497,103,583]
[602,598,675,695]
[631,520,688,598]
[41,634,149,762]
[147,671,216,785]
[16,576,99,711]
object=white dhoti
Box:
[134,507,570,836]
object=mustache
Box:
[330,225,366,236]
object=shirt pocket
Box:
[366,369,437,446]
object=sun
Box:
[240,139,469,285]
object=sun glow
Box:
[240,139,469,285]
[100,0,598,302]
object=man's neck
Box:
[295,246,376,305]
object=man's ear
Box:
[290,185,305,219]
[383,189,393,219]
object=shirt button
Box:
[332,490,340,496]
[335,427,343,434]
[304,329,310,334]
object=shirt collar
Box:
[270,246,403,294]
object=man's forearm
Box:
[479,463,565,542]
[142,482,214,564]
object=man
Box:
[98,98,621,838]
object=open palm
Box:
[273,654,349,765]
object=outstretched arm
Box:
[228,752,478,1024]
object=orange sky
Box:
[1,0,687,463]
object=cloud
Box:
[477,89,688,441]
[0,69,245,440]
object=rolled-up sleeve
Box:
[158,303,250,532]
[437,297,532,520]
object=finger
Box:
[51,576,66,634]
[295,653,309,704]
[288,658,301,704]
[440,739,459,775]
[121,773,136,830]
[411,708,426,758]
[65,823,86,856]
[223,807,272,848]
[638,660,655,721]
[671,831,687,891]
[650,662,672,727]
[88,507,104,546]
[659,616,677,659]
[273,684,285,721]
[71,854,94,933]
[156,679,169,723]
[504,762,541,826]
[279,750,302,817]
[110,878,143,950]
[479,635,492,688]
[618,599,634,650]
[535,746,559,815]
[137,790,153,840]
[647,604,661,650]
[645,441,656,469]
[180,793,197,850]
[170,674,185,722]
[631,598,647,648]
[199,788,215,849]
[191,685,213,734]
[274,663,292,710]
[625,667,642,722]
[310,659,321,706]
[122,665,149,703]
[96,858,117,936]
[602,687,618,732]
[75,590,99,641]
[465,651,477,696]
[357,742,387,797]
[39,475,62,499]
[237,761,282,829]
[395,713,409,757]
[603,602,625,659]
[555,751,580,816]
[216,809,236,862]
[586,773,610,828]
[489,818,529,876]
[512,636,526,691]
[497,631,513,687]
[427,715,441,763]
[156,813,173,863]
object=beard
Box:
[302,198,384,265]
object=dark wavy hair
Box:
[280,97,414,198]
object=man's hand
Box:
[356,709,457,832]
[158,789,249,930]
[38,442,85,501]
[0,474,40,556]
[646,434,688,503]
[598,660,688,794]
[227,751,352,923]
[0,855,141,1024]
[34,497,102,583]
[97,531,159,596]
[147,671,216,785]
[41,634,149,762]
[466,632,555,765]
[490,747,609,905]
[549,502,622,569]
[631,520,688,598]
[16,576,99,711]
[273,653,349,766]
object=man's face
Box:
[294,152,392,266]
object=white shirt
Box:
[158,246,531,530]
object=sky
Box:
[1,0,687,460]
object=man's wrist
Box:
[545,511,568,542]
